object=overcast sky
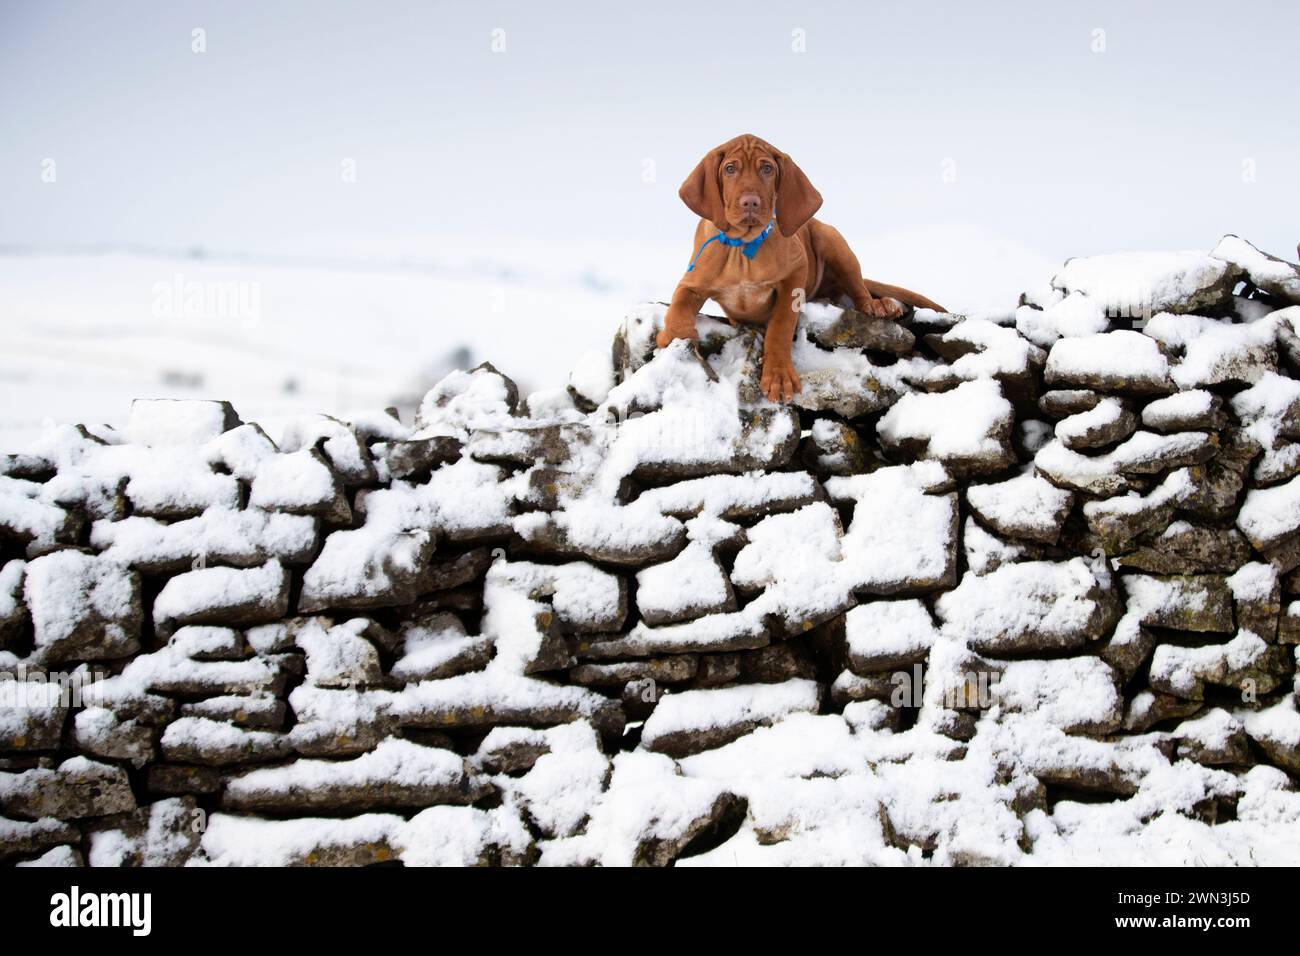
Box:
[2,0,1297,264]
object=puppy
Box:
[656,134,947,402]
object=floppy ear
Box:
[774,150,823,237]
[679,148,729,231]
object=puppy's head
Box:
[679,134,822,237]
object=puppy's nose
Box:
[739,193,761,213]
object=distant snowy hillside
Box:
[0,225,1055,450]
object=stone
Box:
[180,695,287,730]
[1173,709,1252,766]
[0,758,136,820]
[1141,390,1226,433]
[843,600,938,673]
[468,422,597,471]
[159,717,293,767]
[124,399,241,446]
[1123,574,1235,633]
[1123,690,1202,733]
[86,797,203,867]
[636,545,735,626]
[0,816,79,860]
[299,529,436,613]
[1038,389,1101,419]
[511,506,686,568]
[23,551,142,664]
[798,419,872,476]
[1149,632,1290,700]
[878,378,1016,476]
[1212,235,1300,304]
[737,643,817,683]
[640,679,820,758]
[1051,251,1240,315]
[222,739,491,813]
[1114,522,1253,575]
[1055,398,1138,451]
[934,558,1120,655]
[966,472,1074,545]
[145,764,225,797]
[370,436,462,481]
[424,547,492,592]
[569,656,698,688]
[72,707,154,764]
[391,613,493,683]
[153,560,291,632]
[802,301,916,353]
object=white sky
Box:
[1,0,1298,448]
[2,0,1297,262]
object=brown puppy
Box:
[657,134,948,402]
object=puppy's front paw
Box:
[862,297,903,319]
[656,327,699,349]
[761,357,802,403]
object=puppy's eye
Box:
[724,163,737,175]
[760,162,773,175]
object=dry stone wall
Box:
[2,234,1300,866]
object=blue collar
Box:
[686,218,775,272]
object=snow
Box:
[1051,251,1236,315]
[502,721,609,838]
[1226,561,1277,603]
[934,558,1113,653]
[932,317,1046,381]
[843,600,938,671]
[878,378,1013,461]
[124,399,235,447]
[990,657,1120,733]
[1145,311,1278,388]
[1212,234,1300,303]
[90,507,317,570]
[276,415,374,484]
[640,679,820,750]
[1044,330,1172,390]
[567,349,615,406]
[828,463,957,593]
[152,560,288,628]
[634,471,816,519]
[730,503,851,627]
[966,471,1073,542]
[636,544,732,624]
[225,738,472,797]
[1014,293,1109,348]
[248,449,341,513]
[1230,372,1300,483]
[1055,396,1128,445]
[1236,473,1300,550]
[487,559,625,633]
[22,550,139,660]
[296,618,383,688]
[1141,389,1216,430]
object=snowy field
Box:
[0,225,1056,450]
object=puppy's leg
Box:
[811,221,904,318]
[760,276,804,402]
[656,285,706,348]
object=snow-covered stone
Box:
[966,471,1073,544]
